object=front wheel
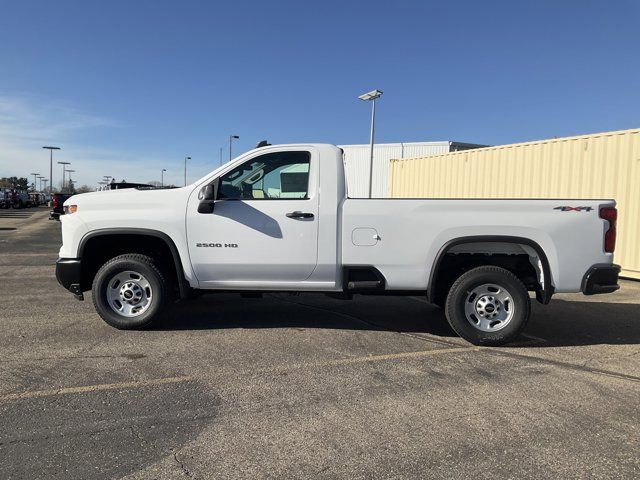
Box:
[92,254,169,329]
[445,266,530,346]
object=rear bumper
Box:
[582,264,620,295]
[56,258,84,299]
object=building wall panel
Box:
[340,142,459,198]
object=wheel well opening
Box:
[431,242,544,305]
[80,234,180,295]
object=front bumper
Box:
[582,264,620,295]
[56,258,84,300]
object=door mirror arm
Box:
[197,178,219,214]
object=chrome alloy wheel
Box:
[106,271,153,318]
[464,283,514,332]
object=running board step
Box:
[347,280,383,290]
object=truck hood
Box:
[65,186,185,205]
[64,186,193,217]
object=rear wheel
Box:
[445,266,530,346]
[92,254,169,329]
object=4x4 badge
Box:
[554,206,593,212]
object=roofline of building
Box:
[339,140,487,148]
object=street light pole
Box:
[30,173,40,191]
[66,170,75,192]
[42,146,61,194]
[58,161,71,193]
[184,156,191,186]
[358,89,383,198]
[161,168,167,187]
[229,135,239,162]
[58,162,71,192]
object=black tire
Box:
[92,254,169,329]
[445,266,530,346]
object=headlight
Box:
[63,204,78,214]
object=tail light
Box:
[599,207,617,253]
[53,196,59,208]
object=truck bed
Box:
[341,198,614,292]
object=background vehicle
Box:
[5,189,32,209]
[29,192,46,206]
[0,188,9,209]
[107,181,154,190]
[50,193,71,220]
[55,144,620,346]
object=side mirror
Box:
[197,179,219,214]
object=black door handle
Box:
[286,211,314,219]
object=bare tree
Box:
[75,185,93,194]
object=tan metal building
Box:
[389,129,640,279]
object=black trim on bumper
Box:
[582,264,620,295]
[56,258,84,300]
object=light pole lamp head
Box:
[42,146,61,150]
[185,156,191,160]
[58,161,71,166]
[230,135,239,140]
[358,89,383,101]
[162,168,167,172]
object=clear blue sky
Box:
[1,0,638,187]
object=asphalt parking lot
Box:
[1,208,639,479]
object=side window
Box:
[218,151,311,200]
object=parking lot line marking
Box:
[0,375,194,402]
[261,346,479,374]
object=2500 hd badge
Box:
[196,243,239,248]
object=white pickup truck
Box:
[56,144,620,345]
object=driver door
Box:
[186,148,319,287]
